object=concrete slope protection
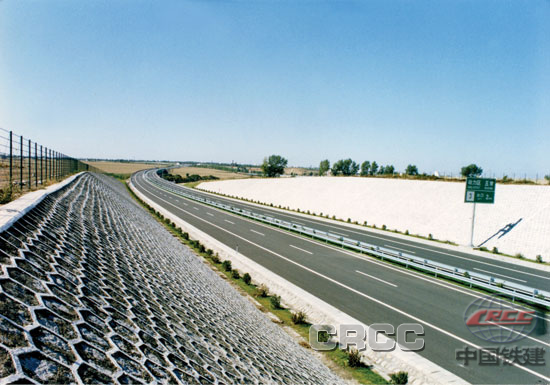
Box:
[199,177,550,260]
[0,173,343,384]
[133,170,550,385]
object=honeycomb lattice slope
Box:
[0,173,343,384]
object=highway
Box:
[132,170,550,384]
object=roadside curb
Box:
[130,178,470,385]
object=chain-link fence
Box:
[0,128,100,202]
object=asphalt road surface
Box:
[132,170,550,384]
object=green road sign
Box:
[464,177,496,204]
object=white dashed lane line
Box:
[289,244,313,255]
[356,270,398,288]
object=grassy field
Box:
[83,161,168,174]
[171,166,248,181]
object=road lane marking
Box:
[331,231,348,236]
[473,268,527,283]
[135,185,549,382]
[289,244,313,255]
[224,220,235,225]
[193,207,199,211]
[206,212,214,217]
[385,245,416,254]
[250,229,265,236]
[356,270,398,288]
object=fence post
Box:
[45,148,49,181]
[9,131,12,186]
[35,142,38,188]
[40,145,43,184]
[28,139,31,190]
[19,135,23,188]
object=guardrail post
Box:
[8,131,12,186]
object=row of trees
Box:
[319,160,484,178]
[259,155,485,179]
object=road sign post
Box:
[465,177,496,246]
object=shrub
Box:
[382,224,387,230]
[317,330,329,343]
[405,229,409,235]
[479,246,488,252]
[242,272,252,285]
[0,188,12,204]
[536,255,543,263]
[332,215,336,220]
[492,247,499,254]
[291,311,307,325]
[390,371,408,384]
[182,232,189,240]
[270,295,281,309]
[222,260,232,271]
[428,233,433,240]
[231,270,240,279]
[463,271,470,279]
[515,253,524,259]
[347,218,351,223]
[347,348,361,367]
[206,249,213,256]
[211,253,220,264]
[255,284,269,297]
[364,221,368,226]
[198,244,206,253]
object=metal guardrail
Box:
[142,169,550,307]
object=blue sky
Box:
[1,0,548,177]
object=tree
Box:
[319,159,330,176]
[360,161,370,176]
[544,174,550,184]
[370,161,378,175]
[332,159,359,176]
[461,164,483,178]
[405,164,419,176]
[261,155,288,177]
[384,165,395,175]
[378,165,385,175]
